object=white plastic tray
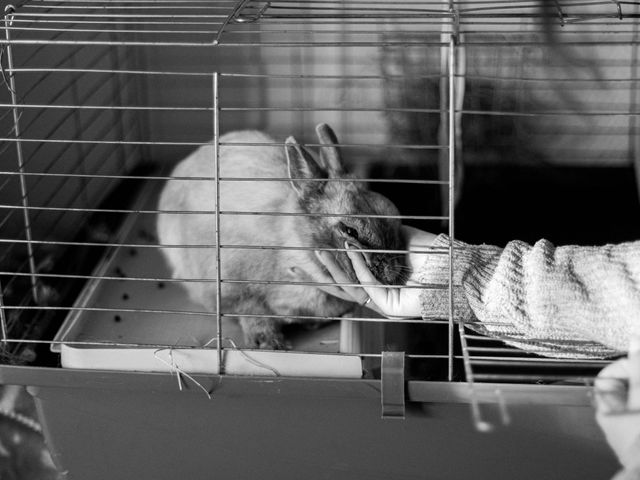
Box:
[53,181,363,378]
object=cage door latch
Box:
[381,351,405,419]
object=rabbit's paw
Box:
[241,318,286,350]
[247,331,287,350]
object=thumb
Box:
[345,245,379,286]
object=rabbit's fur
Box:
[157,124,404,348]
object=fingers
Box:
[313,250,348,283]
[314,249,370,306]
[315,244,422,318]
[310,272,359,303]
[289,263,354,303]
[315,245,392,314]
[343,244,409,315]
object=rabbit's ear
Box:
[285,136,327,198]
[315,123,345,175]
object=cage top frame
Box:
[2,0,640,47]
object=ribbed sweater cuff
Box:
[416,234,474,320]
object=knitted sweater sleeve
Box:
[418,235,640,358]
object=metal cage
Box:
[0,2,639,474]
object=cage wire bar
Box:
[0,0,147,363]
[212,71,223,374]
[2,1,639,48]
[446,0,457,382]
[0,0,456,353]
[0,0,638,427]
[3,6,39,308]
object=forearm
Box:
[418,235,640,357]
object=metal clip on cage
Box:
[0,1,638,478]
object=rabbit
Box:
[157,123,405,349]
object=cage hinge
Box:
[235,1,270,24]
[215,0,270,45]
[448,5,460,45]
[381,351,405,419]
[553,0,566,27]
[611,0,623,20]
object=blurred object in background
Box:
[0,385,59,480]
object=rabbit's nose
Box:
[375,256,402,285]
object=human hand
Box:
[594,336,640,470]
[314,226,439,318]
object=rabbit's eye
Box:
[339,222,359,241]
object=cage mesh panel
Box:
[0,1,637,392]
